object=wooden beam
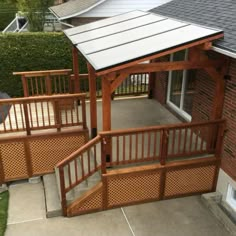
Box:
[95,33,224,76]
[116,60,223,75]
[87,63,98,138]
[72,46,80,93]
[110,72,129,93]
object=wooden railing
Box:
[56,119,225,215]
[0,93,87,135]
[72,73,149,98]
[14,69,73,97]
[100,119,225,167]
[56,136,102,215]
[15,69,149,99]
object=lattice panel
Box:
[0,142,28,180]
[107,171,161,207]
[67,184,103,216]
[29,134,86,174]
[165,165,216,197]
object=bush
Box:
[0,32,87,97]
[0,191,9,236]
[0,2,17,31]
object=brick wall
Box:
[221,58,236,180]
[191,69,215,122]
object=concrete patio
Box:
[6,181,231,236]
[4,97,231,235]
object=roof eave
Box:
[49,0,106,21]
[212,46,236,59]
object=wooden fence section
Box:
[99,119,225,167]
[77,73,149,98]
[56,119,225,216]
[0,129,88,183]
[14,69,73,97]
[14,69,149,98]
[0,94,87,135]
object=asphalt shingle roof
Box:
[150,0,236,53]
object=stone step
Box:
[43,173,62,218]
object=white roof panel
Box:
[69,14,166,44]
[64,10,224,72]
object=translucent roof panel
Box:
[64,10,224,73]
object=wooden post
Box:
[22,101,31,135]
[21,75,29,97]
[211,78,225,120]
[87,63,97,138]
[148,59,155,99]
[72,46,80,94]
[102,76,112,165]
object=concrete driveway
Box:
[5,181,230,236]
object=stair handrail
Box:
[56,135,102,169]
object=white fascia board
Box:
[212,46,236,59]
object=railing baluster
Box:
[68,164,72,187]
[178,128,182,154]
[129,134,132,161]
[13,103,19,130]
[141,132,145,159]
[135,133,138,161]
[116,136,119,164]
[153,131,157,159]
[123,135,126,162]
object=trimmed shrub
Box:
[0,32,87,97]
[0,2,17,31]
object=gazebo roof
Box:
[64,10,224,74]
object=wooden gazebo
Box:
[65,10,226,139]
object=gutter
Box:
[212,46,236,59]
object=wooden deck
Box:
[0,94,87,136]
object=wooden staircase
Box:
[43,119,225,217]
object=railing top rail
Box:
[71,74,89,79]
[99,119,226,137]
[0,93,87,104]
[13,69,72,77]
[56,135,102,168]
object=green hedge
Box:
[0,2,17,31]
[0,33,87,97]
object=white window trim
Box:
[167,51,192,122]
[226,184,236,211]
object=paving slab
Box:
[123,196,231,236]
[7,181,46,225]
[5,208,133,236]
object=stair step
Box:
[43,174,62,218]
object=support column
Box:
[102,76,111,131]
[72,46,80,93]
[87,63,97,138]
[102,76,112,164]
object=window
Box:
[226,184,236,211]
[167,50,196,121]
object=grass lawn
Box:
[0,191,9,236]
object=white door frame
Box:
[167,51,192,122]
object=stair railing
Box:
[56,135,102,215]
